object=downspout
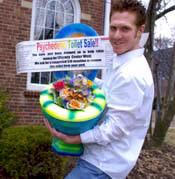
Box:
[102,0,111,79]
[104,0,111,35]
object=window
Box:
[27,0,80,91]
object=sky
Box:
[141,0,175,39]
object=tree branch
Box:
[156,5,175,20]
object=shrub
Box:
[0,125,70,179]
[0,89,16,135]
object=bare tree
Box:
[154,37,174,49]
[144,0,175,147]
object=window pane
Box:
[55,12,64,27]
[65,14,74,24]
[34,7,45,40]
[41,72,50,84]
[31,72,40,83]
[44,27,54,39]
[45,11,55,29]
[47,0,56,11]
[51,72,56,82]
[64,1,73,12]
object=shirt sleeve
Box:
[80,75,145,145]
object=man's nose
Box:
[113,30,122,39]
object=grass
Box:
[164,128,175,146]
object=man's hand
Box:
[43,119,81,144]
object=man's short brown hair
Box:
[110,0,146,27]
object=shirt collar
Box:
[113,48,145,69]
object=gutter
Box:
[104,0,111,35]
[102,0,111,79]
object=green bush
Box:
[0,89,16,134]
[0,125,70,179]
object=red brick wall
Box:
[0,0,105,124]
[80,0,105,35]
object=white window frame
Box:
[27,0,81,91]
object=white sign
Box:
[16,36,113,74]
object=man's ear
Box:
[140,24,145,33]
[137,24,145,39]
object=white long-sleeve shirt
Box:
[80,48,154,179]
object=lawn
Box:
[164,128,175,146]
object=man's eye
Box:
[121,27,130,32]
[110,26,116,31]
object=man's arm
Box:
[43,118,81,144]
[44,75,145,145]
[80,75,145,145]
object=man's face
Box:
[109,11,144,55]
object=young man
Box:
[44,0,154,178]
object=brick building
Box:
[0,0,111,124]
